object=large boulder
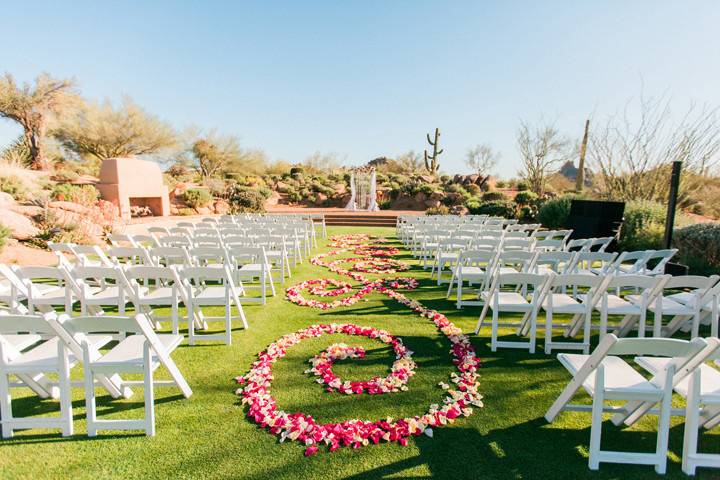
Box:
[0,192,16,208]
[0,208,40,240]
[213,199,230,214]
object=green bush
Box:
[177,207,196,216]
[481,191,508,202]
[0,175,27,200]
[495,180,507,188]
[426,205,450,215]
[51,184,100,207]
[183,188,213,209]
[516,181,529,191]
[228,186,266,213]
[619,200,667,251]
[673,222,720,274]
[465,197,482,214]
[466,184,481,196]
[414,183,436,196]
[0,222,10,252]
[514,191,538,205]
[290,166,304,175]
[537,195,579,229]
[474,200,516,218]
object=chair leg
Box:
[491,308,499,352]
[83,351,98,437]
[58,344,73,437]
[682,370,701,475]
[588,367,605,470]
[143,346,156,437]
[188,299,195,346]
[0,372,13,438]
[544,309,553,355]
[475,300,490,334]
[582,311,591,355]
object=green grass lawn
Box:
[1,226,718,479]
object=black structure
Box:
[566,200,625,250]
[663,161,683,249]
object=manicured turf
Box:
[1,226,718,479]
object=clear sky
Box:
[1,1,718,177]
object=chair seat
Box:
[194,286,229,301]
[239,264,263,274]
[636,357,720,403]
[666,291,711,309]
[559,353,660,398]
[543,294,586,313]
[438,253,459,261]
[93,334,183,369]
[483,292,532,311]
[4,333,42,351]
[140,287,176,304]
[85,286,124,302]
[643,296,696,315]
[30,287,68,303]
[458,266,485,276]
[597,295,643,314]
[8,334,111,371]
[497,267,521,275]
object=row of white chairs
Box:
[446,248,679,303]
[0,262,248,346]
[0,311,191,438]
[474,271,720,355]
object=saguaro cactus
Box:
[575,119,589,192]
[423,127,443,174]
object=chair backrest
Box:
[124,265,178,284]
[129,234,160,248]
[493,272,550,298]
[459,249,497,266]
[571,251,618,274]
[473,237,502,251]
[549,272,605,290]
[603,273,666,291]
[71,245,113,267]
[503,230,530,239]
[107,246,153,266]
[147,246,192,267]
[662,274,719,294]
[496,251,537,270]
[612,250,653,274]
[0,312,55,336]
[565,238,592,252]
[159,235,193,248]
[533,251,577,274]
[107,233,135,247]
[177,265,231,284]
[147,226,170,237]
[589,237,613,252]
[15,266,67,283]
[502,238,536,251]
[188,247,230,267]
[643,249,678,275]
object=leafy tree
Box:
[54,96,177,160]
[466,144,499,177]
[0,72,78,170]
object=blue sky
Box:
[1,1,718,177]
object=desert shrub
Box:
[0,222,10,252]
[516,181,529,191]
[439,175,450,183]
[673,222,720,274]
[183,188,213,209]
[471,200,515,218]
[465,197,482,213]
[227,186,266,213]
[0,175,28,200]
[378,199,393,210]
[536,195,579,229]
[51,168,80,183]
[204,177,228,197]
[290,165,304,175]
[51,184,100,207]
[514,191,538,205]
[495,180,507,188]
[257,186,273,199]
[481,191,508,202]
[619,200,667,251]
[426,205,450,215]
[414,183,437,196]
[177,207,196,216]
[466,184,481,196]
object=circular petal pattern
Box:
[237,234,483,455]
[307,336,416,395]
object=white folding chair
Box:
[178,266,248,345]
[570,251,618,276]
[545,334,709,474]
[124,266,184,334]
[541,274,608,355]
[70,245,114,268]
[107,246,154,267]
[446,250,497,308]
[532,251,576,276]
[69,266,130,316]
[475,272,551,354]
[0,313,74,437]
[147,246,192,268]
[647,275,719,338]
[59,314,191,436]
[14,266,75,314]
[227,246,275,304]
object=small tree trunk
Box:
[26,128,50,170]
[576,119,590,192]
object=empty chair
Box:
[570,251,618,276]
[494,251,537,275]
[588,237,613,252]
[446,250,497,308]
[158,234,193,248]
[541,274,607,355]
[147,226,170,238]
[647,275,719,338]
[642,249,678,276]
[70,266,131,315]
[565,238,593,252]
[475,272,551,354]
[227,246,275,304]
[532,251,576,275]
[147,246,192,267]
[129,234,160,248]
[107,233,136,247]
[545,335,709,474]
[0,264,29,313]
[0,313,74,438]
[58,314,192,436]
[593,274,667,339]
[501,237,536,252]
[188,246,231,269]
[124,266,184,333]
[14,266,74,314]
[611,250,653,275]
[431,237,469,285]
[107,246,154,267]
[70,245,114,268]
[634,339,720,475]
[177,266,248,345]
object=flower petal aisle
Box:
[235,234,483,455]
